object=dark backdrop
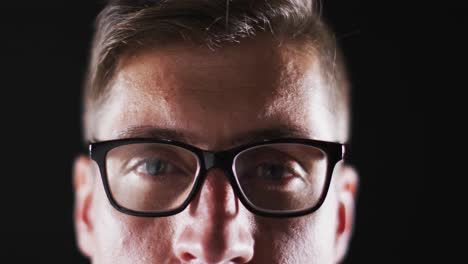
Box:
[0,1,424,263]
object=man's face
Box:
[74,37,357,263]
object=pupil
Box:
[146,160,165,176]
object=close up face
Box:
[74,37,358,264]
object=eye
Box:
[255,163,293,180]
[136,159,176,177]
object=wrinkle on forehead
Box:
[116,40,320,106]
[114,38,302,93]
[97,38,338,145]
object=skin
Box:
[73,36,358,264]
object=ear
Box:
[73,155,96,258]
[333,162,359,263]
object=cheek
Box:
[252,191,338,262]
[90,176,176,263]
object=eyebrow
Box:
[229,126,312,145]
[115,125,313,147]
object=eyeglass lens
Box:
[105,143,328,213]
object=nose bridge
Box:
[175,152,254,263]
[199,150,238,205]
[190,165,238,218]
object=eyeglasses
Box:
[89,138,345,218]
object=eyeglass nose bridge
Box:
[202,151,216,169]
[201,150,235,171]
[197,150,240,190]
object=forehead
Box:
[97,38,336,148]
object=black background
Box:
[0,1,425,263]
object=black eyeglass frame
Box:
[89,137,345,218]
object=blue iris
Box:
[145,159,167,176]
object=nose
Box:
[174,168,254,263]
